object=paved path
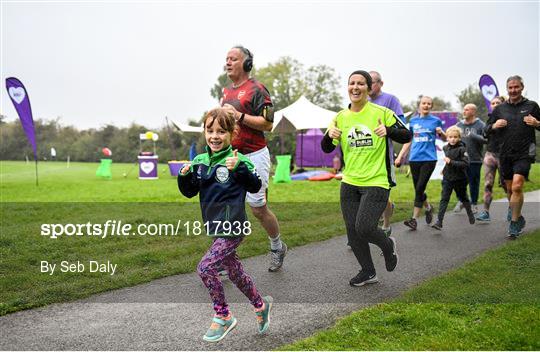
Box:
[1,191,539,350]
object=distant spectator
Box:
[454,104,486,214]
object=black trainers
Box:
[467,210,476,225]
[431,221,442,230]
[508,220,523,238]
[349,270,378,287]
[383,237,399,272]
[425,206,433,224]
[517,216,526,232]
[404,218,417,230]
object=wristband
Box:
[239,113,245,123]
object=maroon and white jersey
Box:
[221,78,273,154]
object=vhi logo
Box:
[8,87,26,104]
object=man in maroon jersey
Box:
[221,46,287,272]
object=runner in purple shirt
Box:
[369,71,404,237]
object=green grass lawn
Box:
[1,161,539,317]
[280,229,540,351]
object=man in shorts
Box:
[221,45,287,271]
[490,75,540,238]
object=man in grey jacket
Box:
[454,104,486,213]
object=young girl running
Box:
[432,126,476,230]
[178,107,272,342]
[395,96,446,230]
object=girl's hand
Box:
[394,156,402,167]
[180,163,191,175]
[226,150,239,170]
[444,157,451,164]
[374,118,387,137]
[436,127,443,135]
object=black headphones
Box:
[235,46,253,72]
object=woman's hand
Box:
[328,127,342,140]
[444,157,451,164]
[374,118,387,137]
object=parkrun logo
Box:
[347,124,373,147]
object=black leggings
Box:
[340,183,393,274]
[437,178,471,224]
[409,161,437,208]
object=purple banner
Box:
[479,74,499,113]
[5,77,37,159]
[431,111,459,131]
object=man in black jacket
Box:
[489,75,540,238]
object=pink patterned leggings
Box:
[483,151,507,210]
[197,237,263,316]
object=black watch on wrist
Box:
[239,113,245,123]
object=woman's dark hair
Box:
[348,70,372,91]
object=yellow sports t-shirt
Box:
[327,102,396,189]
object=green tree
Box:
[209,73,230,102]
[210,56,342,111]
[254,56,305,111]
[302,65,342,111]
[456,83,489,121]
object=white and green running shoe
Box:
[255,296,273,334]
[202,314,237,342]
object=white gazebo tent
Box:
[272,96,337,167]
[272,96,336,133]
[170,121,204,133]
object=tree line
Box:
[0,118,197,163]
[1,54,500,163]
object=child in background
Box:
[432,126,476,230]
[178,107,272,342]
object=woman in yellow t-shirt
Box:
[321,70,412,287]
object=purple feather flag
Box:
[478,74,499,113]
[6,77,39,185]
[6,77,37,159]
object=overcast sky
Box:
[1,1,538,129]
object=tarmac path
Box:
[1,191,539,350]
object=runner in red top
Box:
[221,78,271,154]
[220,46,287,272]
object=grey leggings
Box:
[340,183,393,274]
